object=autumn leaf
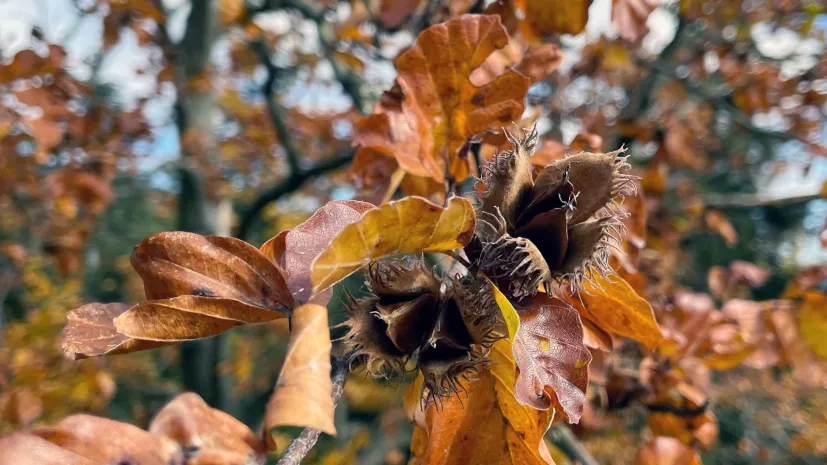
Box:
[355,15,530,183]
[62,302,167,359]
[568,274,664,351]
[131,232,293,312]
[704,210,738,246]
[310,196,475,293]
[378,0,422,28]
[522,0,594,37]
[262,200,374,305]
[113,295,286,341]
[47,414,182,465]
[798,291,827,360]
[150,393,265,464]
[0,433,97,465]
[634,437,702,465]
[265,303,335,439]
[406,339,554,465]
[512,294,591,423]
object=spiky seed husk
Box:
[340,293,408,378]
[478,125,538,230]
[474,127,637,296]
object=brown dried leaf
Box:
[51,414,182,465]
[265,303,335,440]
[261,200,374,305]
[356,15,530,183]
[523,0,594,37]
[0,433,97,465]
[62,302,168,359]
[113,295,285,341]
[131,232,292,312]
[310,196,475,293]
[150,393,265,464]
[379,0,422,28]
[512,294,591,423]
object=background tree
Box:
[1,0,826,464]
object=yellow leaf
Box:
[265,303,335,439]
[797,291,827,360]
[489,279,520,342]
[310,196,475,293]
[570,274,663,351]
[522,0,593,37]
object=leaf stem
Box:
[276,355,349,465]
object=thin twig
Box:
[702,190,822,209]
[276,356,349,465]
[547,425,599,465]
[234,147,356,240]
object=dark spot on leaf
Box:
[192,287,217,298]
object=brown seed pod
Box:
[474,126,637,296]
[340,260,505,402]
[340,261,442,378]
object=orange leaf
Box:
[513,294,591,423]
[0,433,96,465]
[310,196,475,293]
[356,15,530,183]
[46,414,182,464]
[704,210,738,247]
[378,0,422,28]
[265,303,335,439]
[131,232,292,312]
[522,0,594,37]
[798,291,827,359]
[634,437,702,465]
[406,340,554,465]
[113,296,285,341]
[150,393,265,464]
[570,275,664,350]
[62,302,167,359]
[261,200,374,305]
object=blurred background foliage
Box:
[1,0,826,464]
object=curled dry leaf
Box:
[265,303,335,439]
[261,200,374,305]
[131,232,292,312]
[406,340,554,465]
[354,14,530,183]
[310,196,475,293]
[567,274,664,351]
[62,302,167,359]
[114,296,286,341]
[0,433,97,465]
[511,294,591,423]
[50,414,182,465]
[150,393,265,464]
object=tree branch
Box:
[702,190,822,209]
[235,147,355,241]
[547,425,599,465]
[276,356,349,465]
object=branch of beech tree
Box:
[276,356,349,465]
[235,41,356,241]
[702,190,822,209]
[547,425,600,465]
